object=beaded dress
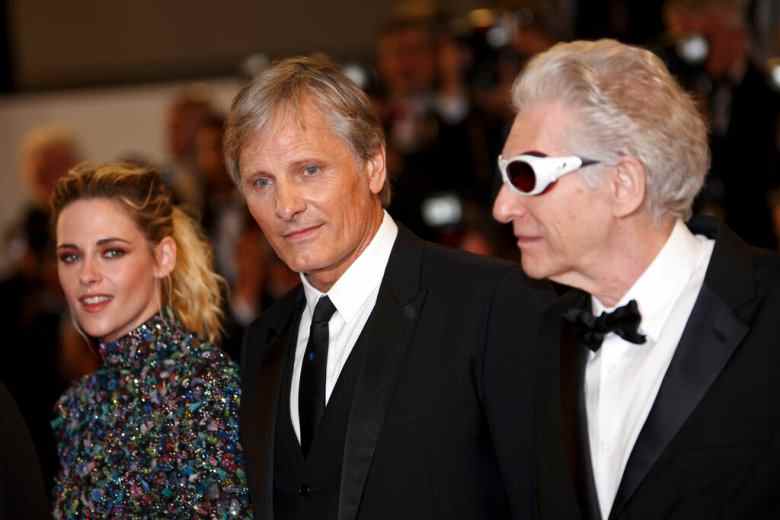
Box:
[51,313,252,519]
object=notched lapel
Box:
[610,285,749,518]
[537,293,585,520]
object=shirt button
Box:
[298,484,311,497]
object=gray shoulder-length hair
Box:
[224,55,390,206]
[512,39,710,221]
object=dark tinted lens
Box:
[506,160,537,193]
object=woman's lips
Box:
[79,294,113,313]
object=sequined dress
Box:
[51,314,252,519]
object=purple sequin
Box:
[52,314,252,519]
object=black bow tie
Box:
[562,299,647,352]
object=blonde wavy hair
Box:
[51,162,224,343]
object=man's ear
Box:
[610,156,647,218]
[365,146,387,196]
[153,236,177,279]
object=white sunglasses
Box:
[497,153,600,196]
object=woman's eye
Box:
[103,249,126,259]
[58,253,79,264]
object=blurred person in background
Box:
[161,87,214,215]
[221,221,272,362]
[750,0,780,62]
[661,0,780,249]
[0,125,83,498]
[220,215,300,362]
[374,16,498,242]
[49,162,252,518]
[194,112,245,283]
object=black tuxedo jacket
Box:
[533,217,779,520]
[240,226,555,520]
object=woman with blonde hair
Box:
[49,162,252,518]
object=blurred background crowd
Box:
[1,0,779,504]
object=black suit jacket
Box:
[534,217,779,520]
[240,226,555,520]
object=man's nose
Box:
[274,182,306,221]
[492,184,528,224]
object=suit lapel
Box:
[556,291,602,520]
[610,218,756,518]
[243,290,304,520]
[537,292,585,520]
[338,228,427,520]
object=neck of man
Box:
[558,213,676,308]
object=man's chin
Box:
[519,257,553,281]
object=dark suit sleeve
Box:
[239,321,263,506]
[723,271,780,519]
[480,267,556,520]
[0,382,51,520]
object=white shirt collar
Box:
[592,219,708,343]
[300,210,398,322]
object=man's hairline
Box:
[234,102,380,189]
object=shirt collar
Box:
[592,219,706,343]
[301,210,398,322]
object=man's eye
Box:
[58,253,79,264]
[103,249,126,259]
[303,164,320,176]
[251,177,271,189]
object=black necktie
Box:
[563,299,646,352]
[299,295,336,457]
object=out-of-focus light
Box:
[422,193,462,227]
[676,35,708,64]
[469,8,496,29]
[487,25,510,48]
[342,63,368,89]
[769,58,780,89]
[772,65,780,87]
[242,53,269,77]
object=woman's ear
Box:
[153,236,177,279]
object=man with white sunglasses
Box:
[493,39,778,519]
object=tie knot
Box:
[312,296,336,325]
[563,299,646,352]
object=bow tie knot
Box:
[563,299,646,352]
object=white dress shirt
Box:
[289,211,398,442]
[585,220,715,519]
